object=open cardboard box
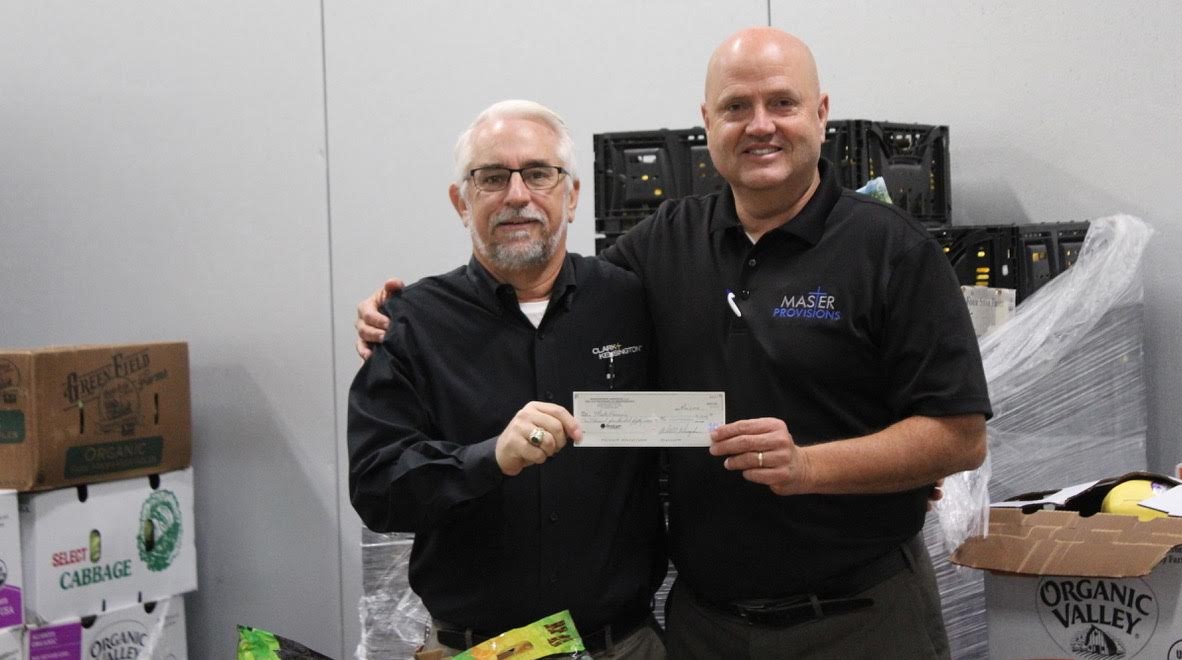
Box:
[952,472,1182,659]
[0,343,192,491]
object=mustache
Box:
[491,206,548,227]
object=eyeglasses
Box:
[468,165,568,192]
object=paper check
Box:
[574,391,725,447]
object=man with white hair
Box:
[348,100,667,658]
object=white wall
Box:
[0,2,340,658]
[2,2,1179,657]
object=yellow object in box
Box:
[1101,478,1170,520]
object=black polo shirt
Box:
[348,253,666,635]
[603,159,991,602]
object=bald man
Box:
[356,28,990,659]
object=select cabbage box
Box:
[1,490,22,631]
[19,469,197,624]
[0,343,192,491]
[26,596,186,660]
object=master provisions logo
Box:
[138,489,182,572]
[1036,577,1158,659]
[773,287,842,322]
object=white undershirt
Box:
[519,299,549,328]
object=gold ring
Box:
[528,428,545,447]
[757,451,764,468]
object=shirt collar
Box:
[464,252,578,316]
[708,158,843,246]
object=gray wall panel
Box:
[0,2,339,658]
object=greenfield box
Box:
[19,468,197,624]
[0,343,192,491]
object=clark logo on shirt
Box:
[591,343,643,359]
[773,287,843,321]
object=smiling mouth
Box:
[495,219,541,229]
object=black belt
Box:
[700,537,917,628]
[434,611,652,654]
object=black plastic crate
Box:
[593,128,726,233]
[930,221,1090,302]
[823,120,951,225]
[1016,222,1090,300]
[929,225,1019,291]
[595,212,650,237]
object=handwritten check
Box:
[574,391,725,447]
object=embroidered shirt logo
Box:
[773,287,843,321]
[591,343,643,359]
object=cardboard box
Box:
[0,491,21,632]
[19,469,197,624]
[26,596,186,660]
[953,475,1182,659]
[0,624,22,660]
[0,343,192,491]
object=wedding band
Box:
[528,427,545,447]
[757,451,764,468]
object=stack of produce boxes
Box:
[0,343,196,659]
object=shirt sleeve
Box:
[882,237,993,419]
[347,314,505,533]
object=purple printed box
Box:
[26,596,186,660]
[0,489,22,631]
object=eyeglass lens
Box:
[472,166,562,192]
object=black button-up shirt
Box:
[348,253,666,635]
[603,159,991,601]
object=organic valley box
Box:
[19,469,197,624]
[26,596,187,660]
[953,475,1182,659]
[0,491,21,631]
[0,343,191,491]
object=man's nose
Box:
[503,171,532,205]
[746,105,774,136]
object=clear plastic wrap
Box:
[356,528,429,659]
[927,213,1154,658]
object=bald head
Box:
[705,28,820,102]
[699,27,829,224]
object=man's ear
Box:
[449,183,469,227]
[566,180,580,223]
